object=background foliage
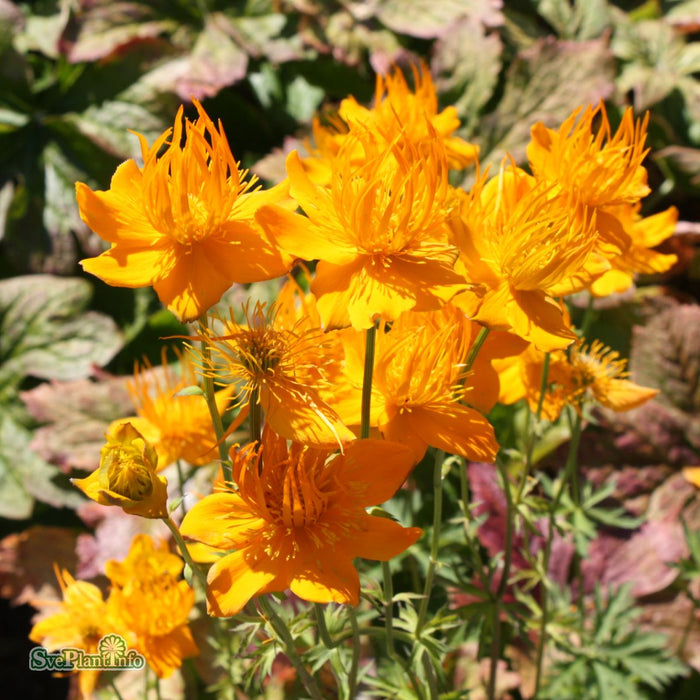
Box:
[0,0,699,698]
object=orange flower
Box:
[195,301,354,448]
[528,104,650,257]
[77,100,292,322]
[72,421,168,518]
[332,306,499,462]
[116,349,234,470]
[30,568,120,700]
[257,131,464,330]
[180,428,421,616]
[495,339,658,419]
[449,164,599,351]
[589,203,678,297]
[302,62,478,186]
[105,534,198,678]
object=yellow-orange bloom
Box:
[195,301,354,448]
[72,421,168,518]
[78,100,292,322]
[449,164,599,351]
[495,339,658,419]
[528,104,650,258]
[589,203,678,297]
[180,428,421,616]
[332,306,499,462]
[30,568,120,700]
[105,534,198,678]
[114,349,234,470]
[258,131,464,330]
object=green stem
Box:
[533,408,583,696]
[517,352,551,503]
[314,604,343,649]
[382,561,396,657]
[464,326,490,373]
[347,608,361,700]
[109,675,125,700]
[422,652,439,700]
[162,516,209,593]
[197,316,231,484]
[258,596,324,700]
[175,460,188,518]
[459,459,490,591]
[487,458,515,700]
[360,324,377,440]
[249,385,262,444]
[416,449,445,634]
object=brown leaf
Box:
[21,373,134,473]
[0,526,78,606]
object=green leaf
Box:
[0,275,124,386]
[0,413,84,519]
[476,36,615,167]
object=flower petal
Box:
[289,548,360,606]
[206,549,281,617]
[347,513,421,561]
[334,438,417,507]
[180,493,267,550]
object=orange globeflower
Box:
[72,421,168,518]
[180,428,421,617]
[105,534,198,678]
[195,301,354,448]
[302,62,478,186]
[495,339,658,420]
[257,131,464,330]
[30,568,120,700]
[528,103,650,256]
[449,164,599,352]
[77,100,292,322]
[115,348,235,470]
[589,202,678,297]
[332,306,499,462]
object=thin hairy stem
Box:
[258,596,324,700]
[198,316,231,484]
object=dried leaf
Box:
[630,302,700,415]
[0,526,79,605]
[64,2,176,63]
[21,374,134,473]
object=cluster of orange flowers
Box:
[31,62,676,691]
[30,534,197,698]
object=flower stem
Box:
[533,408,583,696]
[175,459,188,518]
[464,325,490,373]
[517,352,551,502]
[109,675,125,700]
[382,561,395,657]
[197,316,231,484]
[417,449,445,634]
[162,516,209,593]
[314,604,342,648]
[258,596,324,700]
[360,324,377,440]
[249,385,262,444]
[487,458,515,700]
[347,607,361,700]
